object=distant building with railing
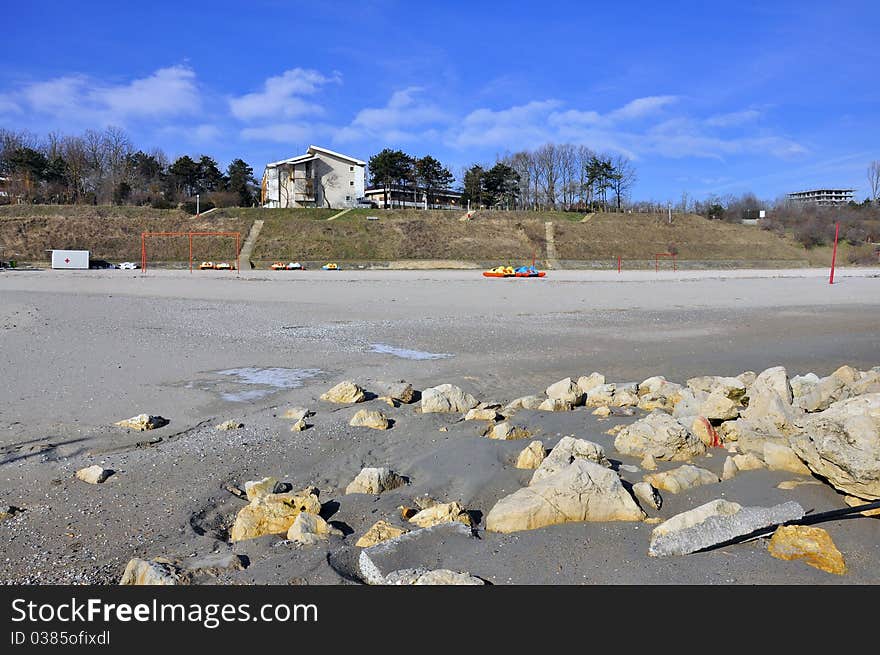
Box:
[787,188,855,206]
[363,184,463,209]
[261,146,365,209]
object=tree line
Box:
[367,149,455,208]
[462,144,637,211]
[0,127,258,211]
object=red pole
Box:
[141,233,146,273]
[673,253,677,271]
[829,221,840,284]
[236,234,241,274]
[617,255,621,273]
[655,254,659,272]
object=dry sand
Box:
[0,267,878,584]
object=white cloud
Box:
[449,100,561,148]
[229,68,339,120]
[0,95,20,114]
[705,109,761,127]
[607,95,678,121]
[8,65,200,124]
[334,87,450,145]
[241,122,334,143]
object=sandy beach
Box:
[1,267,878,584]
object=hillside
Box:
[0,205,858,268]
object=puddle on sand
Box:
[368,343,453,361]
[208,367,322,402]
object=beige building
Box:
[787,188,855,206]
[261,146,366,209]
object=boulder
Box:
[282,407,314,421]
[612,389,640,407]
[592,406,612,417]
[515,441,547,469]
[538,398,573,412]
[789,393,880,499]
[349,409,390,430]
[505,395,545,411]
[644,465,720,494]
[244,476,279,501]
[722,456,739,480]
[762,442,811,475]
[286,513,342,545]
[737,371,757,387]
[830,365,859,385]
[698,391,742,420]
[465,407,500,421]
[230,489,322,542]
[687,376,747,400]
[355,520,409,547]
[749,366,793,404]
[648,499,805,557]
[215,420,243,431]
[486,421,531,440]
[529,436,611,484]
[420,384,479,413]
[640,454,658,471]
[614,410,706,461]
[486,459,646,533]
[793,374,847,412]
[114,414,168,431]
[672,389,703,419]
[633,481,662,511]
[345,467,406,495]
[320,381,366,404]
[546,377,585,406]
[386,382,416,404]
[576,373,606,394]
[290,419,308,432]
[768,525,847,575]
[732,452,765,471]
[383,569,484,585]
[120,558,184,585]
[843,495,880,517]
[584,384,616,407]
[75,465,113,484]
[691,416,722,447]
[408,501,473,528]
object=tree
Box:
[610,155,637,211]
[483,162,520,209]
[197,155,225,193]
[226,158,256,206]
[414,155,454,208]
[368,149,413,208]
[869,161,880,203]
[168,155,200,198]
[461,165,485,208]
[4,146,48,201]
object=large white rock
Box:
[644,465,720,493]
[286,513,342,545]
[687,376,747,400]
[420,384,479,413]
[485,421,531,440]
[230,489,322,542]
[486,459,646,533]
[114,414,168,431]
[585,384,616,407]
[538,398,573,412]
[349,409,390,430]
[244,476,279,501]
[119,558,183,585]
[320,381,366,404]
[504,395,545,411]
[577,373,606,394]
[614,410,706,461]
[515,441,547,469]
[763,442,811,475]
[698,391,742,421]
[75,465,113,484]
[546,377,585,406]
[789,393,880,499]
[529,436,611,484]
[345,467,407,495]
[633,481,662,511]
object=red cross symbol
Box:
[64,258,70,263]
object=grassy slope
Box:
[0,206,253,262]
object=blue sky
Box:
[1,1,877,202]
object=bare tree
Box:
[611,155,637,211]
[534,143,560,209]
[869,160,880,202]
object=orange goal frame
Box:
[140,231,241,273]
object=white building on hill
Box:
[261,145,365,209]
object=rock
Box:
[612,389,641,407]
[420,384,479,413]
[345,467,406,495]
[286,513,342,545]
[114,414,168,431]
[648,499,805,557]
[486,459,646,533]
[530,436,611,484]
[732,452,765,471]
[793,375,847,412]
[763,442,811,475]
[465,407,500,421]
[386,382,415,404]
[698,391,741,420]
[486,421,532,440]
[843,495,880,517]
[244,476,279,501]
[640,454,658,471]
[290,419,309,432]
[633,481,662,510]
[592,406,612,417]
[215,420,243,431]
[320,380,366,404]
[546,377,585,406]
[750,366,793,404]
[606,424,625,437]
[505,395,544,411]
[672,389,703,419]
[383,569,485,585]
[538,398,573,412]
[399,506,419,520]
[742,392,800,433]
[515,441,547,469]
[0,506,23,521]
[687,376,747,400]
[357,522,476,584]
[119,558,184,585]
[408,501,472,528]
[282,407,313,421]
[356,520,409,547]
[75,465,113,484]
[737,371,757,387]
[614,410,706,461]
[777,479,823,490]
[789,393,880,499]
[576,372,606,394]
[691,416,722,447]
[182,551,247,577]
[349,409,390,430]
[584,384,616,407]
[830,365,859,385]
[851,368,880,395]
[637,377,684,411]
[722,456,739,480]
[768,525,847,575]
[230,489,322,542]
[644,465,720,494]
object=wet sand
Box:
[1,268,878,584]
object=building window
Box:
[350,166,354,171]
[346,196,351,201]
[350,181,354,186]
